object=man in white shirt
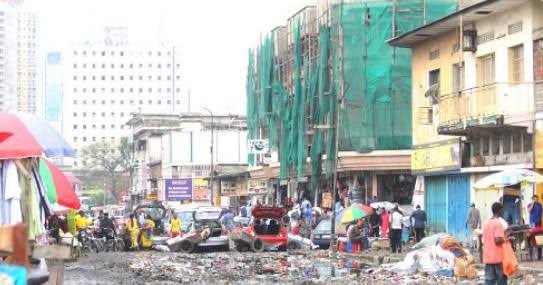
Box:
[389,205,404,253]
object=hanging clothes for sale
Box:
[1,160,22,225]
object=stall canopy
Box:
[42,159,81,210]
[0,113,43,159]
[13,112,75,158]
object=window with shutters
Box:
[509,45,524,83]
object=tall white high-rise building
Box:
[0,3,37,113]
[63,28,183,167]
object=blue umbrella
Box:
[14,112,76,158]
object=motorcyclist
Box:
[98,212,116,239]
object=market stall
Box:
[0,112,79,284]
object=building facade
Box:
[0,3,37,113]
[390,0,543,241]
[246,1,458,208]
[62,28,183,167]
[126,113,248,208]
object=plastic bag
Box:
[503,240,518,277]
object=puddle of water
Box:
[288,257,370,279]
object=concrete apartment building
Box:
[390,0,543,241]
[0,3,37,113]
[62,28,183,167]
[126,113,248,208]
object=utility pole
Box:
[329,5,345,256]
[203,107,214,205]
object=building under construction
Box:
[246,0,459,206]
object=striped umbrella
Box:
[351,203,374,215]
[341,206,368,224]
[40,159,80,210]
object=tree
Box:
[80,137,133,203]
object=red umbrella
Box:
[65,173,81,185]
[43,159,81,209]
[351,203,374,215]
[0,113,43,159]
[0,131,12,142]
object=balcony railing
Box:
[438,82,534,127]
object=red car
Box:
[230,206,289,252]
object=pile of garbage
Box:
[382,234,477,280]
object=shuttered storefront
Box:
[426,174,470,242]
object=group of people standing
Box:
[364,204,427,254]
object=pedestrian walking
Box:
[466,203,482,249]
[389,206,403,253]
[369,208,380,237]
[380,207,390,238]
[126,214,139,250]
[410,205,427,242]
[169,213,182,238]
[528,195,542,227]
[303,204,313,225]
[482,202,507,285]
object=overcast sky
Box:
[25,0,311,115]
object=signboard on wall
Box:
[221,180,238,197]
[322,192,332,208]
[412,138,461,174]
[248,179,268,195]
[192,178,210,200]
[165,179,192,201]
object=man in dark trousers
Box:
[410,205,427,242]
[369,208,380,237]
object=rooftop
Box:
[388,0,528,48]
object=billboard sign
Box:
[192,178,210,200]
[165,178,192,201]
[412,138,461,174]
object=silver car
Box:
[175,206,229,253]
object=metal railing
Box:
[438,82,534,125]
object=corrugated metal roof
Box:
[388,0,528,48]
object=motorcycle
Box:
[78,228,104,253]
[96,227,125,252]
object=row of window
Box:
[472,132,532,156]
[73,124,125,130]
[73,50,173,57]
[72,99,181,105]
[73,87,180,94]
[73,75,180,81]
[428,44,525,94]
[74,63,180,69]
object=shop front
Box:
[248,178,272,205]
[219,175,249,210]
[412,138,470,242]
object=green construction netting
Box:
[247,0,458,187]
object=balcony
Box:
[437,82,533,135]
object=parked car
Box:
[231,206,290,252]
[133,202,168,236]
[164,207,197,234]
[174,206,229,253]
[311,219,332,249]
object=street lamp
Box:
[203,107,214,205]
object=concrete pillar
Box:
[372,175,378,199]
